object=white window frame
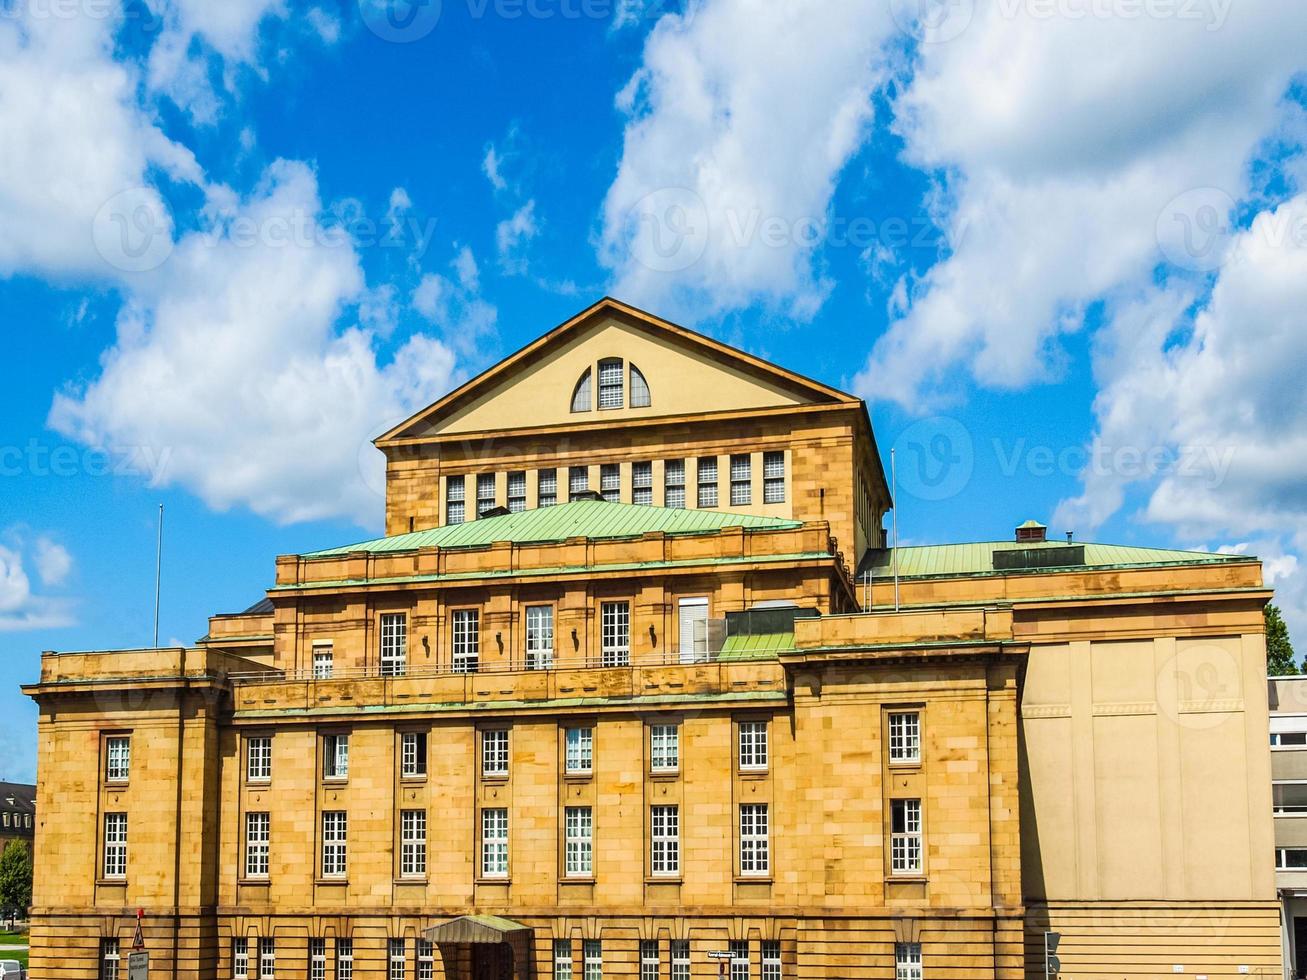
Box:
[538,469,558,508]
[640,941,659,980]
[697,457,718,508]
[565,805,593,877]
[101,938,120,980]
[889,711,921,765]
[321,810,348,878]
[730,454,751,506]
[600,463,621,502]
[566,727,593,774]
[401,731,427,778]
[630,364,651,408]
[598,359,624,409]
[310,939,326,980]
[477,473,497,517]
[651,804,679,876]
[452,609,480,673]
[380,612,408,677]
[312,644,334,680]
[336,939,353,980]
[388,939,406,980]
[482,808,509,878]
[554,941,572,980]
[526,605,554,670]
[677,597,709,663]
[400,809,427,877]
[507,471,527,513]
[245,811,270,879]
[891,799,923,875]
[664,459,686,509]
[729,941,748,980]
[417,940,434,980]
[569,466,590,501]
[247,736,272,782]
[894,943,922,980]
[482,729,510,778]
[650,724,679,772]
[106,736,130,782]
[601,601,630,667]
[323,734,349,780]
[259,938,275,980]
[583,940,602,980]
[232,938,248,980]
[762,941,781,980]
[739,803,769,876]
[671,941,689,980]
[103,812,127,879]
[632,461,653,506]
[1277,847,1307,870]
[446,477,466,525]
[738,720,769,771]
[763,452,785,504]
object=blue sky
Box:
[3,0,1307,782]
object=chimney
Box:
[1015,519,1047,543]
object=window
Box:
[322,811,347,877]
[538,469,558,508]
[508,471,527,513]
[1277,847,1307,870]
[565,806,593,876]
[651,804,679,875]
[889,712,921,764]
[600,464,620,502]
[232,938,248,980]
[664,460,686,509]
[446,476,466,525]
[566,727,593,774]
[482,729,509,778]
[697,457,718,507]
[106,736,130,782]
[554,941,572,980]
[729,941,748,980]
[598,358,624,409]
[762,941,781,980]
[417,940,434,980]
[245,812,270,878]
[1272,732,1307,747]
[730,454,751,506]
[380,612,407,677]
[323,734,349,780]
[894,943,922,980]
[401,732,427,778]
[313,644,334,679]
[482,808,508,877]
[569,466,590,501]
[890,799,923,874]
[640,942,659,980]
[259,938,275,980]
[103,812,127,878]
[650,724,679,772]
[100,938,120,980]
[477,473,497,518]
[739,721,768,771]
[310,940,326,980]
[336,940,353,980]
[526,605,554,670]
[401,809,427,877]
[632,462,653,506]
[671,941,689,980]
[739,804,769,875]
[248,736,272,782]
[630,364,651,408]
[388,939,405,980]
[601,601,630,666]
[571,369,592,412]
[677,598,708,663]
[583,940,602,980]
[452,609,480,673]
[763,452,785,504]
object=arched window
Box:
[630,363,651,408]
[571,368,592,413]
[598,359,624,409]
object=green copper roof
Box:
[862,540,1246,579]
[304,500,803,557]
[717,632,795,660]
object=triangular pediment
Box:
[379,298,855,443]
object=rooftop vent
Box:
[570,490,605,503]
[993,544,1085,571]
[1015,519,1047,543]
[480,506,512,518]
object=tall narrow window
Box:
[729,942,748,980]
[600,464,621,502]
[526,605,554,669]
[100,938,120,980]
[507,471,527,513]
[380,612,407,677]
[739,721,768,771]
[601,601,630,666]
[232,938,248,980]
[482,808,508,877]
[321,811,347,877]
[565,806,593,876]
[312,644,334,679]
[677,598,708,663]
[566,727,593,774]
[598,359,624,409]
[763,452,785,504]
[401,732,427,778]
[245,812,270,879]
[889,711,921,764]
[103,812,127,878]
[664,460,686,509]
[739,804,769,876]
[446,476,466,525]
[583,940,603,980]
[336,940,353,980]
[323,734,349,780]
[400,809,427,877]
[477,473,497,517]
[259,938,275,980]
[697,457,718,508]
[106,736,130,782]
[417,940,434,980]
[247,736,272,782]
[730,454,752,506]
[309,939,326,980]
[630,364,651,408]
[640,941,659,980]
[554,941,572,980]
[538,469,558,508]
[388,939,405,980]
[762,941,781,980]
[482,730,509,778]
[632,462,653,506]
[569,466,590,501]
[571,369,592,413]
[651,805,679,875]
[671,941,689,980]
[890,799,922,875]
[894,943,922,980]
[650,724,679,772]
[452,609,480,673]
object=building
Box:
[1269,676,1307,977]
[0,781,36,854]
[24,299,1281,979]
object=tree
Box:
[0,840,31,922]
[1267,603,1299,675]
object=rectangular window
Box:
[245,812,270,879]
[388,939,405,980]
[106,736,130,782]
[632,461,653,506]
[650,724,679,772]
[248,736,272,782]
[508,471,527,513]
[763,452,785,504]
[739,804,769,876]
[598,359,624,409]
[400,809,427,877]
[601,601,630,666]
[446,477,466,525]
[762,941,781,980]
[891,799,923,875]
[452,609,480,673]
[889,712,921,764]
[565,806,593,877]
[600,463,621,502]
[232,938,248,980]
[482,808,508,877]
[651,804,679,876]
[323,734,349,780]
[697,457,718,508]
[554,941,572,980]
[321,811,347,877]
[671,941,689,980]
[583,940,602,980]
[482,729,509,778]
[1277,847,1307,870]
[312,644,334,679]
[729,941,748,980]
[664,460,686,509]
[101,938,120,980]
[730,454,751,506]
[1272,731,1307,747]
[380,612,407,677]
[417,940,434,980]
[566,727,593,774]
[677,597,708,663]
[640,941,659,980]
[739,721,769,771]
[310,939,326,980]
[259,938,275,980]
[477,473,497,517]
[401,732,427,778]
[569,466,590,501]
[336,940,353,980]
[538,468,558,508]
[526,605,554,670]
[103,812,127,878]
[894,943,922,980]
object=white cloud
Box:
[483,144,508,193]
[413,246,499,358]
[0,534,74,632]
[33,538,73,587]
[496,200,539,274]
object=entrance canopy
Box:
[424,915,532,944]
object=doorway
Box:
[471,942,514,980]
[1294,917,1307,979]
